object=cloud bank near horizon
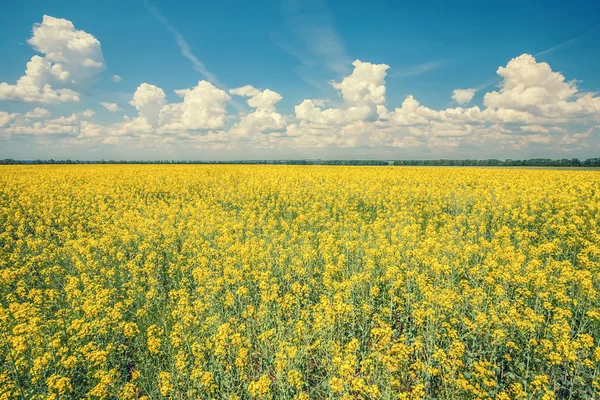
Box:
[1,15,599,159]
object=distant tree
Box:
[3,157,599,166]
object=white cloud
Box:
[157,103,185,134]
[229,85,286,136]
[81,109,95,118]
[0,15,104,103]
[111,75,122,82]
[79,120,102,138]
[229,108,287,137]
[230,85,283,111]
[295,99,371,125]
[46,114,78,126]
[25,107,51,119]
[484,54,577,112]
[452,88,476,104]
[5,51,598,156]
[100,102,122,112]
[521,125,550,134]
[248,90,283,111]
[0,112,19,128]
[283,54,600,151]
[379,95,440,126]
[3,113,79,136]
[162,81,230,131]
[288,60,391,131]
[129,83,166,126]
[230,85,261,97]
[111,116,154,136]
[331,60,390,105]
[54,80,233,139]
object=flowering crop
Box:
[1,165,599,399]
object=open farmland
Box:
[1,165,599,399]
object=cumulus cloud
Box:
[0,112,19,128]
[111,75,122,82]
[229,85,287,136]
[3,51,598,155]
[483,54,578,113]
[248,90,283,111]
[0,15,104,103]
[230,85,261,97]
[229,108,287,137]
[46,114,78,126]
[81,109,95,118]
[521,125,550,134]
[79,120,102,138]
[379,95,440,126]
[452,88,476,104]
[295,99,371,125]
[100,102,122,112]
[2,113,80,136]
[331,60,390,105]
[24,107,51,119]
[169,80,230,130]
[230,85,283,112]
[129,83,166,126]
[111,116,154,136]
[290,60,391,130]
[282,54,600,152]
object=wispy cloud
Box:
[473,76,501,92]
[389,60,448,78]
[274,0,351,91]
[536,37,581,57]
[304,25,351,75]
[144,1,220,86]
[536,25,599,57]
[143,1,248,112]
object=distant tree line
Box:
[392,158,600,167]
[317,160,390,166]
[1,158,600,167]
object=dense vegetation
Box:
[2,157,599,167]
[1,165,599,399]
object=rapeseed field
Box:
[0,165,599,399]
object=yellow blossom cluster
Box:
[0,165,599,399]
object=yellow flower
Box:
[123,322,139,338]
[329,377,343,393]
[2,165,599,398]
[248,374,271,398]
[159,372,173,397]
[287,369,303,390]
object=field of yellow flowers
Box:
[1,165,599,399]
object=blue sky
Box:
[1,0,599,160]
